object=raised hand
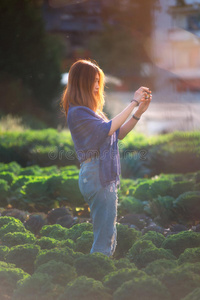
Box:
[133,86,152,104]
[137,97,152,114]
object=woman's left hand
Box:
[137,94,152,114]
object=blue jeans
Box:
[78,156,118,257]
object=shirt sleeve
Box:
[116,127,120,140]
[68,106,112,149]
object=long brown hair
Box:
[61,59,109,121]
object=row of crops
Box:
[0,161,200,226]
[0,129,200,176]
[0,129,200,299]
[0,217,200,300]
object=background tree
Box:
[0,0,63,111]
[88,25,141,77]
[89,0,160,89]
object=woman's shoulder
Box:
[69,104,92,113]
[69,105,104,120]
[68,105,89,115]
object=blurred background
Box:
[0,0,200,134]
[0,4,200,285]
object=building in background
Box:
[42,0,200,133]
[42,0,103,64]
[152,0,200,92]
[42,0,158,84]
[168,0,200,91]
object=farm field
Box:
[0,130,200,300]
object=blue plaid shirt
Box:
[67,104,121,189]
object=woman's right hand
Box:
[133,86,151,104]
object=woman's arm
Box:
[108,86,150,136]
[118,96,152,140]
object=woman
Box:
[62,59,152,257]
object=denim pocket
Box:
[79,162,102,206]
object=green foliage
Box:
[114,258,136,270]
[178,247,200,265]
[89,0,159,83]
[103,267,146,293]
[0,171,16,184]
[177,262,200,276]
[158,173,186,182]
[194,182,200,191]
[58,238,75,249]
[35,260,77,286]
[0,131,200,178]
[182,288,200,300]
[173,191,200,221]
[0,179,9,206]
[195,171,200,183]
[113,276,171,300]
[162,231,200,257]
[131,178,173,203]
[127,240,176,268]
[11,175,34,192]
[19,165,42,176]
[88,24,140,78]
[149,195,176,227]
[58,174,84,206]
[75,231,93,254]
[6,244,40,274]
[120,153,151,179]
[0,133,199,217]
[1,113,51,131]
[0,216,21,228]
[35,237,59,250]
[136,248,175,269]
[0,162,21,174]
[41,166,60,176]
[65,223,93,242]
[151,179,173,197]
[39,224,68,241]
[118,196,144,215]
[170,181,195,198]
[0,0,63,108]
[0,219,27,238]
[120,132,150,150]
[143,259,178,276]
[0,267,30,299]
[114,224,141,259]
[140,231,165,248]
[0,129,74,168]
[18,172,84,210]
[0,113,43,132]
[160,269,200,300]
[74,252,116,281]
[58,276,112,300]
[0,245,10,261]
[2,231,36,247]
[34,247,80,270]
[19,176,57,211]
[147,132,200,175]
[119,178,136,196]
[121,131,200,177]
[133,182,153,201]
[127,240,154,262]
[0,261,15,269]
[12,273,62,300]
